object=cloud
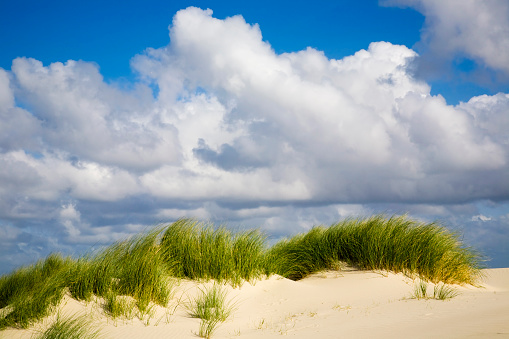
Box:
[133,7,507,204]
[11,58,181,172]
[471,214,492,222]
[59,203,82,238]
[382,0,509,76]
[459,93,509,145]
[0,69,14,108]
[0,69,41,153]
[0,6,508,273]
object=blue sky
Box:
[1,1,424,80]
[0,0,508,274]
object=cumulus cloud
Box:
[11,58,180,172]
[459,93,509,145]
[132,7,507,203]
[382,0,509,76]
[0,69,41,153]
[0,6,508,273]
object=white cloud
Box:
[382,0,509,73]
[1,6,507,208]
[156,207,212,221]
[0,151,141,203]
[0,223,21,241]
[60,203,81,220]
[59,203,82,238]
[471,214,492,222]
[0,69,41,153]
[140,166,311,201]
[11,58,180,172]
[459,93,509,145]
[0,69,14,108]
[134,7,506,204]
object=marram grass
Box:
[35,313,102,339]
[160,219,266,286]
[0,254,71,329]
[410,279,460,300]
[0,215,483,331]
[0,226,174,330]
[266,215,483,284]
[188,284,236,339]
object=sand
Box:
[1,268,508,338]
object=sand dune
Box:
[2,268,508,338]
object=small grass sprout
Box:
[256,318,267,330]
[412,280,430,300]
[433,283,460,300]
[332,304,352,312]
[410,280,459,300]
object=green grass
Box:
[0,226,173,330]
[0,254,72,329]
[188,284,235,338]
[101,226,172,312]
[412,280,429,299]
[160,219,266,286]
[103,291,136,320]
[188,284,234,322]
[433,283,460,300]
[35,313,102,339]
[0,215,483,332]
[410,279,459,300]
[266,215,483,284]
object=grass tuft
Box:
[433,283,460,300]
[36,313,102,339]
[412,280,430,300]
[410,279,459,300]
[104,291,136,320]
[160,219,266,286]
[188,284,235,338]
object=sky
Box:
[0,0,508,274]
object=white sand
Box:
[2,268,508,338]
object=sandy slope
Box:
[2,268,508,338]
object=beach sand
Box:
[2,268,508,338]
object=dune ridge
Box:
[1,268,507,338]
[0,216,500,338]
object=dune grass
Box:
[160,219,266,286]
[35,313,102,339]
[266,215,483,284]
[410,279,459,300]
[103,291,136,320]
[0,215,483,332]
[188,284,236,339]
[0,226,173,330]
[0,254,71,329]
